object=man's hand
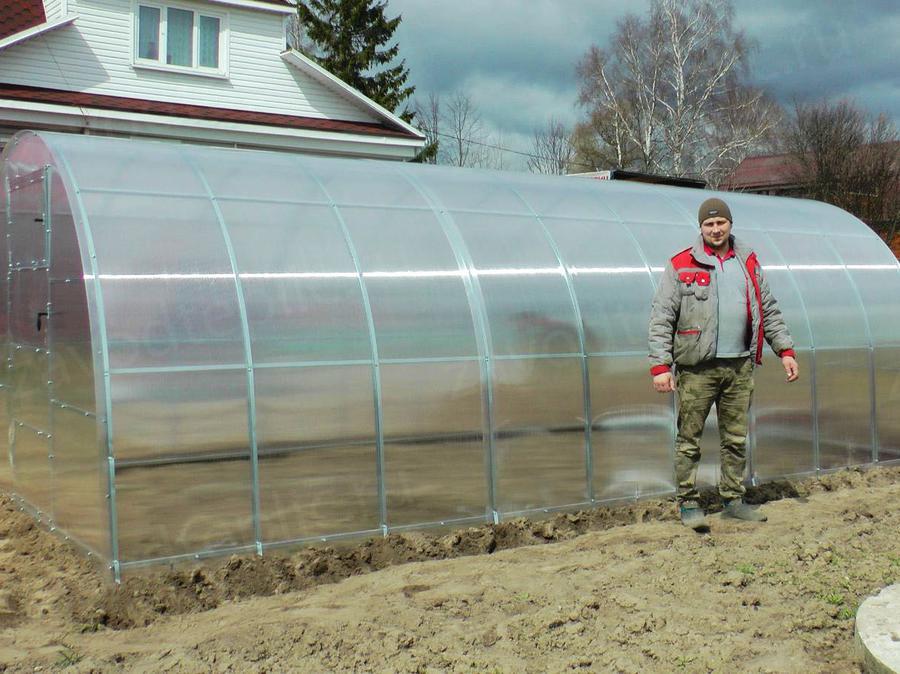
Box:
[782,355,799,382]
[653,372,675,393]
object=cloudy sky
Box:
[386,0,900,169]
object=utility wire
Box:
[429,130,599,172]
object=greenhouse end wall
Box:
[2,131,899,579]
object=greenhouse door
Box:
[6,166,54,515]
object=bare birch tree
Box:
[412,93,441,164]
[528,118,575,174]
[412,91,502,168]
[576,0,779,183]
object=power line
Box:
[429,130,598,172]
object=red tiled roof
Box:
[0,0,46,41]
[0,83,420,139]
[721,152,800,191]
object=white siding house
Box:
[0,0,425,158]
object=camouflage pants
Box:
[675,357,754,506]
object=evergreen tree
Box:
[296,0,415,120]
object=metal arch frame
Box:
[292,156,389,535]
[394,166,499,523]
[5,133,898,576]
[506,186,595,504]
[42,165,58,530]
[1,157,13,490]
[182,151,264,554]
[55,152,122,581]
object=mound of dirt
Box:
[1,465,899,672]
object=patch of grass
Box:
[736,563,756,575]
[54,645,83,669]
[888,555,900,568]
[837,606,855,620]
[673,654,697,669]
[819,592,844,606]
[514,592,532,602]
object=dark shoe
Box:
[680,506,709,531]
[722,499,767,522]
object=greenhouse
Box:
[1,131,898,580]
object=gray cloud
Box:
[386,1,900,168]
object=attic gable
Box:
[0,0,46,41]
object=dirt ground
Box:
[0,466,898,673]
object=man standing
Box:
[648,197,799,530]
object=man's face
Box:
[700,216,732,251]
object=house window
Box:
[134,3,227,76]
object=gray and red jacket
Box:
[648,235,795,375]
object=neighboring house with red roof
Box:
[719,152,801,196]
[0,0,425,158]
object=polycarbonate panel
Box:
[115,458,254,562]
[79,191,244,367]
[751,350,815,478]
[191,148,328,205]
[815,349,873,469]
[102,277,245,369]
[874,348,900,461]
[627,222,698,269]
[109,370,249,460]
[50,135,206,195]
[47,170,82,281]
[9,346,49,433]
[48,280,95,413]
[242,278,371,363]
[10,423,51,512]
[452,212,580,356]
[88,193,279,278]
[411,167,532,214]
[493,357,586,512]
[343,207,478,359]
[312,157,430,209]
[380,361,487,526]
[256,365,379,541]
[219,201,371,364]
[585,181,688,226]
[510,176,622,221]
[541,217,654,353]
[736,231,814,349]
[830,235,900,345]
[51,406,108,557]
[590,355,674,501]
[9,269,48,349]
[768,232,869,349]
[8,177,45,267]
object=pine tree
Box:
[296,0,415,120]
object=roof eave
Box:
[0,14,77,52]
[203,0,295,14]
[280,49,426,143]
[0,99,424,160]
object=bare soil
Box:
[1,466,899,673]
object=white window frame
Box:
[132,1,230,78]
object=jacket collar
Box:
[691,234,754,266]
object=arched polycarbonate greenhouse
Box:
[1,131,899,579]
